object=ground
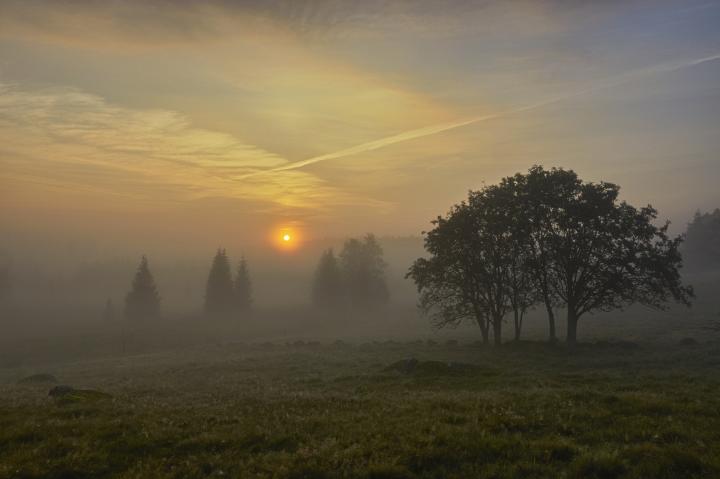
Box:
[1,334,719,479]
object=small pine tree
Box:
[312,248,344,309]
[205,248,234,316]
[234,256,253,314]
[124,255,160,320]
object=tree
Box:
[683,209,720,271]
[340,234,389,310]
[509,166,582,342]
[124,255,160,320]
[408,187,528,345]
[234,256,253,314]
[312,248,344,309]
[204,248,234,316]
[513,166,693,344]
[409,166,694,346]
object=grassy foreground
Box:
[1,339,719,479]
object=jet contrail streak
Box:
[239,53,720,179]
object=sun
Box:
[271,226,301,252]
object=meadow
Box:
[1,316,720,479]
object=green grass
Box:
[1,339,720,478]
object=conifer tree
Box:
[124,255,160,320]
[234,256,253,313]
[204,248,234,315]
[312,248,344,309]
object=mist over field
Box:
[2,1,720,478]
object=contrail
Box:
[240,53,720,179]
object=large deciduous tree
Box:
[408,186,533,345]
[535,169,693,343]
[409,166,693,346]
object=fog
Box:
[2,2,720,476]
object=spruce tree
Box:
[234,256,253,314]
[204,248,234,316]
[124,255,161,320]
[312,248,344,309]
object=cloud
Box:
[0,83,364,211]
[241,51,720,177]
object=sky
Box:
[1,0,720,258]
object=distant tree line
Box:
[312,234,390,312]
[683,209,720,271]
[122,249,253,321]
[204,248,253,318]
[121,235,392,322]
[118,169,702,348]
[408,166,694,345]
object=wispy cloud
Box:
[0,83,367,211]
[241,52,720,178]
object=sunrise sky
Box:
[1,0,720,255]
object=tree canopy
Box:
[408,166,693,345]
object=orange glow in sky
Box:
[271,226,301,252]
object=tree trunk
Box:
[513,310,521,341]
[476,316,489,344]
[492,317,502,346]
[544,294,556,343]
[566,309,578,345]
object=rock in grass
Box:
[18,373,58,384]
[48,385,75,397]
[49,385,112,403]
[385,358,420,374]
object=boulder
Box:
[385,358,419,374]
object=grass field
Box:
[2,329,720,479]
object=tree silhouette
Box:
[204,248,234,316]
[340,234,389,310]
[408,187,530,345]
[509,166,583,342]
[409,166,694,345]
[124,255,160,321]
[534,169,693,343]
[683,209,720,271]
[234,256,253,314]
[312,248,344,310]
